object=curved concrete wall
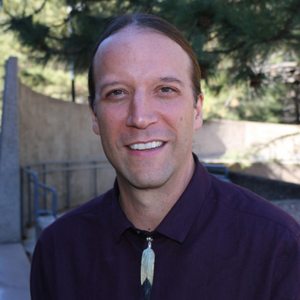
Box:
[15,80,300,214]
[1,57,299,238]
[19,83,105,165]
[194,119,300,184]
[18,81,300,186]
[18,83,114,223]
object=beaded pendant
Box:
[141,237,155,300]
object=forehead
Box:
[93,26,192,83]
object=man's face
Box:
[92,27,203,190]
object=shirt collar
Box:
[112,153,211,243]
[112,180,133,242]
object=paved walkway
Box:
[0,243,30,300]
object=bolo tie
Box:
[134,230,161,300]
[141,237,155,300]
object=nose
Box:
[126,91,158,129]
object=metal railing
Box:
[20,158,112,236]
[21,168,57,224]
[20,158,230,236]
[202,163,231,182]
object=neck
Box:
[117,156,195,231]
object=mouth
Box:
[128,141,164,151]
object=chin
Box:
[119,171,172,190]
[131,180,166,190]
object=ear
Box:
[89,106,101,136]
[193,93,204,131]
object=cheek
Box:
[98,106,125,136]
[100,116,114,135]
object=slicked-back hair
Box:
[88,13,201,110]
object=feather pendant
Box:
[141,237,155,300]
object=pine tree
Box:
[2,0,300,122]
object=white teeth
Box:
[129,141,163,151]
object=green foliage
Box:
[1,0,300,123]
[0,1,88,104]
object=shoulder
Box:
[204,177,300,294]
[208,175,300,239]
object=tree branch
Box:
[266,0,300,42]
[34,0,47,15]
[210,42,246,55]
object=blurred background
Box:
[0,1,300,299]
[1,0,300,122]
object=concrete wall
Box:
[18,83,115,223]
[18,84,300,223]
[0,57,20,243]
[18,83,105,165]
[1,57,299,235]
[193,119,300,184]
[18,85,300,170]
[194,119,300,162]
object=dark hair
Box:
[88,13,201,110]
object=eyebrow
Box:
[99,77,185,94]
[158,77,185,87]
[99,81,121,94]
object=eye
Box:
[104,89,128,101]
[160,87,174,93]
[108,90,123,96]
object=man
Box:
[31,13,300,299]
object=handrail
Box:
[37,182,57,220]
[22,168,57,220]
[24,158,109,168]
[20,158,230,237]
[202,163,231,182]
[21,158,112,236]
[202,163,229,176]
[32,163,112,175]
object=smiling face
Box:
[92,26,203,191]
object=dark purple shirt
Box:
[31,155,300,299]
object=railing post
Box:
[22,159,111,221]
[42,163,47,210]
[27,167,32,226]
[32,172,39,221]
